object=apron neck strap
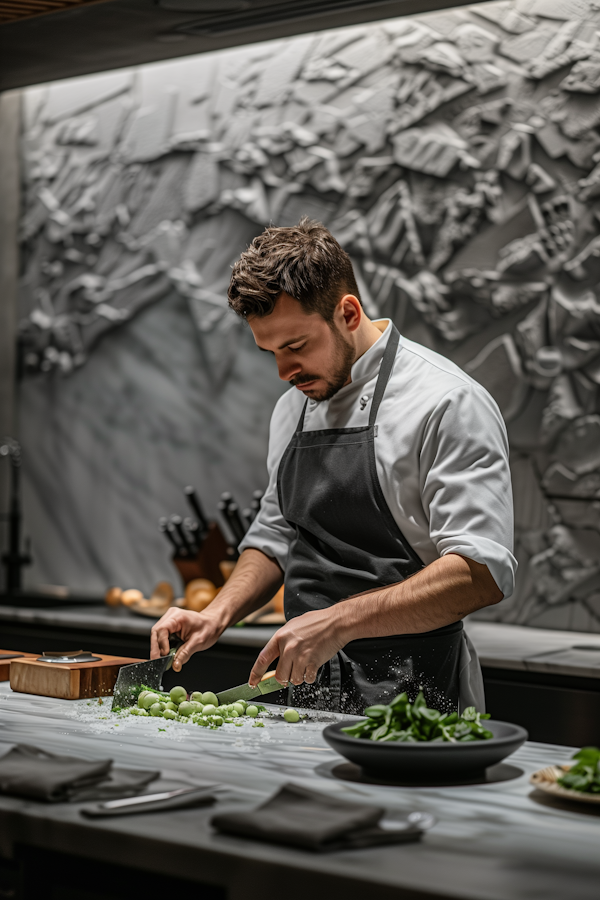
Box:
[369,323,400,427]
[295,399,308,433]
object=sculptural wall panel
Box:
[17,1,600,628]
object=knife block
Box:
[10,654,142,700]
[172,521,232,587]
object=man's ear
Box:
[338,294,362,332]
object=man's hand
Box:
[150,548,284,673]
[248,607,346,687]
[150,607,228,673]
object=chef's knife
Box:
[111,638,182,710]
[216,670,286,705]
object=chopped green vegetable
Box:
[140,692,161,710]
[140,685,170,700]
[284,708,300,723]
[558,747,600,794]
[119,684,276,731]
[341,691,492,743]
[170,686,187,705]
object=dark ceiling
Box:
[0,0,474,91]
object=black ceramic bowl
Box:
[323,719,528,779]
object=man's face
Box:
[248,292,355,402]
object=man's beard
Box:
[290,325,355,402]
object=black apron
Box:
[277,324,463,715]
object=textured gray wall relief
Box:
[17,2,600,629]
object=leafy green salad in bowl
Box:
[340,691,493,743]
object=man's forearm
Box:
[208,548,284,628]
[333,554,502,643]
[248,554,502,687]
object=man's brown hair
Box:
[228,217,361,321]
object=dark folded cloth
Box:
[73,765,160,802]
[82,786,217,818]
[211,783,423,852]
[0,744,159,803]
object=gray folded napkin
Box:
[0,744,159,803]
[82,786,217,818]
[211,783,423,852]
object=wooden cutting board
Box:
[0,650,37,682]
[10,654,142,700]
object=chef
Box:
[152,217,516,714]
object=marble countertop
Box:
[2,603,600,682]
[0,683,599,900]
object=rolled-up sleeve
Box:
[238,392,298,570]
[420,383,517,599]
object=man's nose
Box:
[277,357,302,382]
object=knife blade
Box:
[99,786,215,810]
[111,646,178,710]
[216,670,286,705]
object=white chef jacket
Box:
[240,319,517,711]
